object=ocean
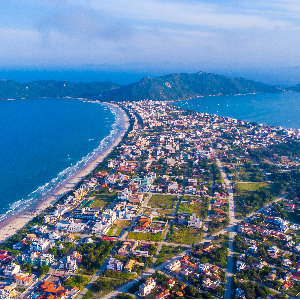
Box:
[175,92,300,129]
[0,98,121,221]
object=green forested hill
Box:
[0,71,284,101]
[0,80,120,100]
[99,71,283,102]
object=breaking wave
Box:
[0,102,125,222]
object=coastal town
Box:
[1,100,300,299]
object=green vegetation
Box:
[234,184,275,219]
[64,275,90,290]
[37,265,49,277]
[167,224,203,244]
[208,216,230,235]
[154,245,187,267]
[149,194,178,206]
[177,197,209,218]
[127,231,163,242]
[83,290,94,299]
[76,240,116,275]
[100,72,282,102]
[232,276,272,299]
[236,182,270,192]
[0,80,120,100]
[90,191,116,208]
[91,276,129,298]
[193,244,228,268]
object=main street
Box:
[211,146,237,299]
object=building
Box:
[3,263,20,277]
[139,277,156,297]
[166,260,181,271]
[187,212,202,228]
[30,238,50,252]
[107,258,123,272]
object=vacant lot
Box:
[167,225,203,244]
[90,192,116,208]
[177,196,209,218]
[236,182,270,192]
[149,194,178,206]
[127,231,163,242]
[155,245,187,267]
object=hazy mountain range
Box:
[1,71,299,101]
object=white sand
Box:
[0,103,130,243]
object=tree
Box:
[37,265,50,276]
[22,263,33,274]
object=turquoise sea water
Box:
[0,98,121,220]
[175,92,300,129]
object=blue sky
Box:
[1,0,300,83]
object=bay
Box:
[0,98,115,219]
[175,92,300,129]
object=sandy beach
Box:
[0,103,130,243]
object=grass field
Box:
[106,220,131,237]
[90,192,116,208]
[177,197,209,218]
[236,182,270,192]
[127,231,163,242]
[167,225,203,244]
[90,276,130,299]
[149,194,178,205]
[234,182,275,219]
[154,245,187,267]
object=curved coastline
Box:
[0,102,130,243]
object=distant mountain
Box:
[287,83,300,92]
[0,80,120,100]
[99,71,283,102]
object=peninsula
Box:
[1,98,300,299]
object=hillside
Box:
[287,83,300,92]
[99,71,283,102]
[0,80,120,100]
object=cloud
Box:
[86,0,287,30]
[34,4,132,46]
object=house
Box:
[166,260,181,271]
[267,273,277,281]
[0,284,17,299]
[14,274,35,286]
[123,259,144,273]
[139,277,156,297]
[107,258,123,272]
[30,238,50,252]
[291,272,300,282]
[267,245,279,256]
[236,261,246,272]
[249,245,257,252]
[203,242,214,252]
[3,263,20,277]
[166,278,175,288]
[236,288,246,299]
[156,289,170,299]
[188,212,202,228]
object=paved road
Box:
[212,148,237,299]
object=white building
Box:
[107,258,123,272]
[92,222,111,235]
[30,238,50,253]
[188,213,202,228]
[139,277,156,297]
[166,260,181,271]
[4,264,20,277]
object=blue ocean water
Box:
[0,98,118,220]
[175,92,300,129]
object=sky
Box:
[1,0,300,85]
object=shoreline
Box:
[0,102,130,243]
